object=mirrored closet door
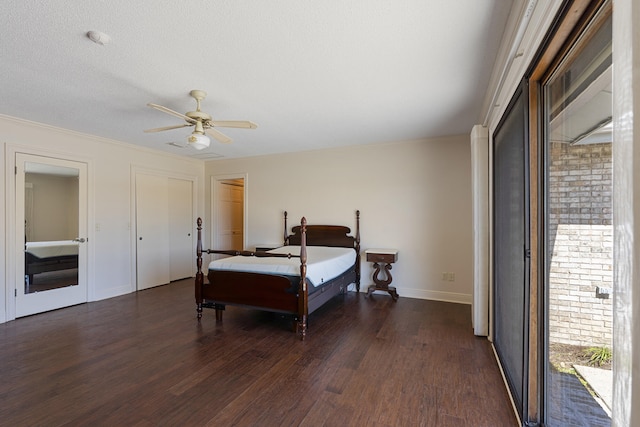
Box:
[15,153,88,317]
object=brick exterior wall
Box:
[547,142,612,347]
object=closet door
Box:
[168,178,193,281]
[493,79,530,421]
[135,173,170,290]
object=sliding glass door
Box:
[493,80,530,422]
[542,5,612,426]
[491,1,613,424]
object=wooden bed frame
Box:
[195,211,360,340]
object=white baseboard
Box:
[91,283,134,302]
[362,286,472,305]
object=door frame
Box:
[211,173,248,252]
[4,144,94,321]
[129,166,198,292]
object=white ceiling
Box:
[1,1,514,159]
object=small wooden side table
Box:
[365,249,399,301]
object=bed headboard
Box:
[284,210,360,249]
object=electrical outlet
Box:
[596,286,611,299]
[441,272,456,281]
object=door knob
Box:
[73,238,86,243]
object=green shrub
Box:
[584,346,612,367]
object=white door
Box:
[168,178,193,281]
[15,154,88,317]
[136,173,170,290]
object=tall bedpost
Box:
[297,217,308,340]
[195,217,204,318]
[355,210,361,292]
[283,211,289,246]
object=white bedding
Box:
[208,245,356,287]
[25,240,79,258]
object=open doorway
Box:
[211,175,246,255]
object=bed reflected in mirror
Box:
[24,162,79,294]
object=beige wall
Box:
[0,116,205,322]
[205,135,473,303]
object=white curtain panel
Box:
[471,125,489,336]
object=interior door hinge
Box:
[15,289,17,297]
[15,166,17,175]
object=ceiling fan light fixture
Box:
[146,90,255,147]
[187,132,210,150]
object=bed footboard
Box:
[195,216,310,340]
[194,210,360,340]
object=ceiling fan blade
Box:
[144,124,191,133]
[210,120,258,129]
[205,127,233,144]
[147,103,195,123]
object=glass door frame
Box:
[524,0,611,423]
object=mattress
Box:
[25,241,79,259]
[208,245,356,287]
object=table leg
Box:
[366,262,399,301]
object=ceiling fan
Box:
[145,90,257,150]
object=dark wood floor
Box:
[0,279,517,426]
